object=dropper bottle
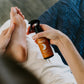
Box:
[29,20,54,59]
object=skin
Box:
[6,7,27,63]
[0,24,15,55]
[0,7,83,84]
[28,24,84,84]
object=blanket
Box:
[0,19,77,84]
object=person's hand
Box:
[31,24,68,46]
[0,23,15,55]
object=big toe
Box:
[10,7,17,19]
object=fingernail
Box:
[32,36,36,40]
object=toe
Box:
[15,7,24,19]
[10,7,17,19]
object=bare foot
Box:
[6,7,27,62]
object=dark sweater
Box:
[38,0,84,64]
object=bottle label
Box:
[42,44,47,50]
[36,37,53,59]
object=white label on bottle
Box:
[42,44,47,50]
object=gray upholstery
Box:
[0,0,58,26]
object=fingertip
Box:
[40,24,46,27]
[40,24,50,31]
[32,35,38,40]
[32,36,35,40]
[40,24,44,28]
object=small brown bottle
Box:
[29,20,54,59]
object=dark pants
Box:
[38,0,84,64]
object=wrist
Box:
[55,34,70,47]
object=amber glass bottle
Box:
[29,20,54,59]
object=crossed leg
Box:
[6,7,27,62]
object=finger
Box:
[1,28,9,36]
[50,40,56,45]
[40,24,51,31]
[7,23,15,37]
[32,31,47,40]
[15,7,24,19]
[10,7,17,19]
[27,24,50,35]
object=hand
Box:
[32,24,67,46]
[0,23,15,55]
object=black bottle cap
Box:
[29,19,43,33]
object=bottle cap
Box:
[29,19,43,33]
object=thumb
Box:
[7,23,15,36]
